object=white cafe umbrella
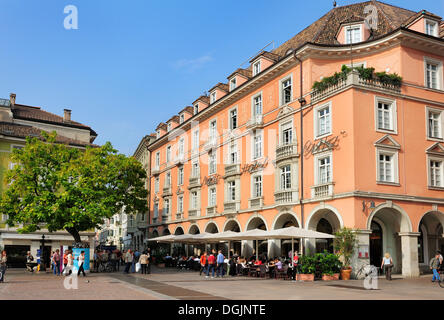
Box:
[147,234,176,243]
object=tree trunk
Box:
[66,227,82,243]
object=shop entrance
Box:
[370,221,383,268]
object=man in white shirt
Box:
[124,249,133,274]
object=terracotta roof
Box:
[180,106,194,115]
[273,1,418,57]
[227,68,252,80]
[402,10,442,28]
[167,115,180,124]
[0,122,96,147]
[440,21,444,38]
[192,95,210,105]
[249,51,280,63]
[209,83,229,93]
[12,104,97,137]
[156,122,167,131]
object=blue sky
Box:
[0,0,442,155]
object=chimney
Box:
[9,93,16,106]
[63,109,72,122]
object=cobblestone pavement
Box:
[1,267,443,300]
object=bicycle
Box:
[98,261,113,273]
[355,264,378,279]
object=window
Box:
[315,103,331,137]
[253,94,262,116]
[345,25,362,44]
[155,152,160,168]
[163,199,170,215]
[253,61,261,76]
[428,109,442,139]
[209,120,217,142]
[192,129,200,150]
[429,160,443,187]
[209,152,217,175]
[375,98,396,132]
[281,121,293,145]
[209,187,217,207]
[425,20,438,37]
[156,130,160,139]
[153,202,159,218]
[192,160,199,177]
[318,156,332,184]
[210,91,217,104]
[280,77,292,105]
[280,165,291,190]
[178,196,183,213]
[191,191,198,209]
[167,123,172,132]
[253,131,262,160]
[180,114,185,124]
[178,167,184,185]
[253,175,262,198]
[178,138,185,157]
[230,78,236,91]
[229,108,237,130]
[229,143,238,164]
[166,146,171,163]
[165,172,171,187]
[378,153,393,182]
[154,177,159,193]
[228,181,236,201]
[194,104,199,115]
[425,58,442,90]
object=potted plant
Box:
[318,251,342,281]
[296,255,315,281]
[333,227,357,280]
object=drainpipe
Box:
[294,52,307,254]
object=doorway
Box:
[370,221,383,267]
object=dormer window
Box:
[194,104,199,115]
[179,114,185,123]
[210,91,217,104]
[425,19,438,36]
[345,25,362,44]
[167,123,172,132]
[253,61,261,76]
[156,130,161,139]
[229,78,236,91]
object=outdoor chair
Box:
[258,264,267,278]
[276,265,288,280]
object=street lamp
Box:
[40,234,46,272]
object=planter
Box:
[296,274,315,281]
[157,263,165,268]
[340,268,352,280]
[322,273,340,281]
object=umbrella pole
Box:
[300,238,304,255]
[256,241,258,261]
[228,241,231,259]
[291,238,294,268]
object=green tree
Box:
[0,132,148,243]
[333,227,357,269]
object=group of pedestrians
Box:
[123,248,151,275]
[199,250,226,278]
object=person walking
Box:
[110,250,118,272]
[0,250,7,283]
[65,250,74,276]
[61,250,68,274]
[124,249,133,274]
[216,250,225,278]
[77,251,86,277]
[381,252,393,280]
[199,252,208,276]
[26,251,35,273]
[52,249,61,276]
[430,252,441,283]
[146,248,151,274]
[139,251,149,274]
[206,251,216,278]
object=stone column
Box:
[268,239,279,259]
[399,232,420,278]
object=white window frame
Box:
[208,187,217,207]
[427,156,444,188]
[154,177,159,193]
[156,130,160,139]
[192,129,200,151]
[166,145,171,163]
[375,148,399,184]
[345,24,362,44]
[425,19,439,37]
[229,142,238,164]
[426,107,444,141]
[251,130,263,161]
[167,123,172,132]
[314,101,332,139]
[252,174,263,198]
[153,202,159,218]
[375,96,397,133]
[209,151,217,175]
[210,91,217,104]
[314,152,333,185]
[177,196,184,213]
[280,120,294,145]
[190,191,199,210]
[252,92,263,116]
[178,167,184,185]
[280,165,292,190]
[228,106,238,130]
[163,198,170,215]
[194,104,199,115]
[155,152,160,168]
[229,77,236,91]
[253,60,261,76]
[165,172,171,188]
[192,159,200,178]
[279,74,293,106]
[179,113,185,124]
[424,57,443,90]
[209,119,217,142]
[228,180,236,201]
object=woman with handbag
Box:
[381,252,393,280]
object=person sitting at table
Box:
[237,256,247,275]
[254,259,263,266]
[229,257,237,276]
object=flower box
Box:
[296,274,315,281]
[322,273,340,281]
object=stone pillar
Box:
[241,240,251,258]
[304,238,316,255]
[352,229,372,279]
[399,232,420,278]
[268,239,279,259]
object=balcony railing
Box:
[174,154,185,165]
[176,212,183,220]
[276,142,299,162]
[274,190,298,204]
[152,166,160,175]
[246,114,264,130]
[204,138,218,151]
[188,209,199,218]
[311,182,334,198]
[188,174,201,188]
[311,70,402,104]
[223,201,240,213]
[163,186,172,196]
[224,163,240,177]
[206,206,217,216]
[249,197,264,208]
